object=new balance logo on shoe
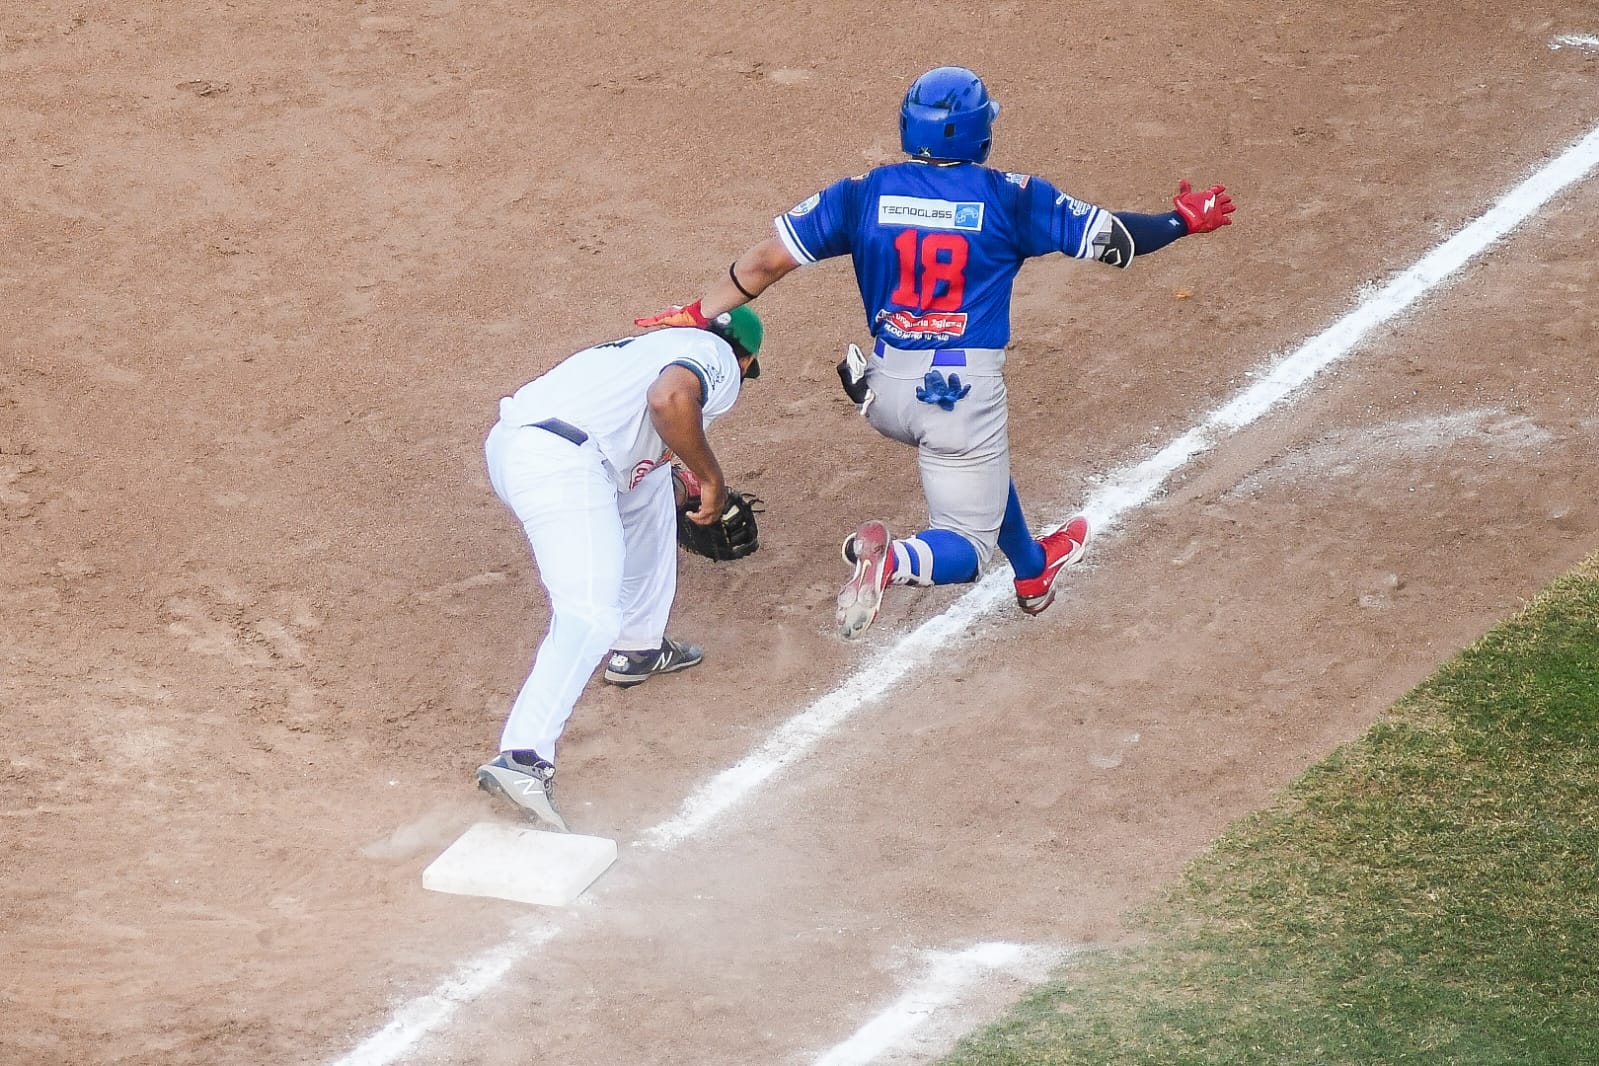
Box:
[475,754,569,832]
[602,638,704,687]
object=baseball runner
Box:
[477,308,763,830]
[637,66,1234,638]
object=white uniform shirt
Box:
[497,328,743,491]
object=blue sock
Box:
[996,481,1045,579]
[896,528,980,585]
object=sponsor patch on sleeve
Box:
[1004,172,1032,188]
[788,192,821,217]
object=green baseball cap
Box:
[711,305,762,378]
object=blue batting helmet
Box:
[899,66,1001,164]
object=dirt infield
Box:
[4,3,1597,1064]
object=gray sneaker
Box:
[602,637,703,687]
[476,752,569,832]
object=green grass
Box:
[943,555,1599,1066]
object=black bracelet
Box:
[728,261,758,300]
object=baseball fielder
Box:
[637,66,1234,639]
[477,309,763,830]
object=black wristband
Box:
[728,261,758,300]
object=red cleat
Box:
[1013,515,1089,615]
[836,520,893,639]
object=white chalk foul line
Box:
[328,923,560,1066]
[329,121,1599,1066]
[641,575,1012,847]
[811,943,1064,1066]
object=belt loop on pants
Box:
[529,418,589,446]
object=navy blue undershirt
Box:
[1113,210,1188,256]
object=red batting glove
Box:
[1172,180,1235,234]
[634,299,709,329]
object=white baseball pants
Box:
[483,421,676,761]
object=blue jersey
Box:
[774,161,1113,349]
